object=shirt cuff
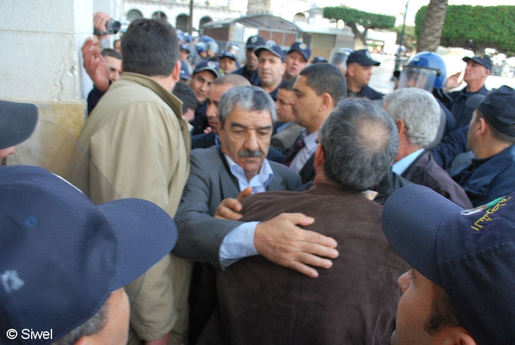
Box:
[219,221,259,268]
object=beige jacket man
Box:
[73,72,191,344]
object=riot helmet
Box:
[399,52,447,91]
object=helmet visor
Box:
[398,65,437,91]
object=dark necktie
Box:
[284,135,305,166]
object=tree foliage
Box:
[323,6,396,46]
[415,5,515,54]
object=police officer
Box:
[233,35,265,85]
[445,54,491,128]
[345,49,383,100]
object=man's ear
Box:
[319,93,333,112]
[171,60,181,83]
[314,144,325,170]
[476,117,488,136]
[431,326,477,345]
[396,119,406,135]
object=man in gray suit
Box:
[174,86,338,272]
[174,85,339,343]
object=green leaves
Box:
[415,5,515,54]
[323,7,396,30]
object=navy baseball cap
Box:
[311,56,327,64]
[193,60,220,78]
[466,85,515,137]
[382,184,515,345]
[254,42,285,62]
[0,100,38,149]
[219,51,240,68]
[346,49,380,67]
[463,53,492,71]
[180,44,190,54]
[245,35,265,50]
[287,42,311,62]
[0,165,178,344]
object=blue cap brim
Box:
[98,198,178,291]
[382,185,462,284]
[0,101,38,149]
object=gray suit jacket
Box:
[271,122,304,153]
[173,145,301,267]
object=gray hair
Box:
[384,88,440,148]
[52,302,108,344]
[218,86,276,127]
[320,98,399,191]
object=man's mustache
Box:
[238,150,263,158]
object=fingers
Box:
[301,229,338,250]
[288,261,319,278]
[279,212,315,227]
[93,12,110,32]
[237,186,252,200]
[214,198,243,220]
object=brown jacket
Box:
[198,183,407,345]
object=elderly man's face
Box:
[463,60,489,86]
[394,269,435,345]
[219,105,273,180]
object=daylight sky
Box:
[314,0,515,25]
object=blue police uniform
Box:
[452,145,515,206]
[233,65,260,86]
[191,101,209,135]
[348,85,384,100]
[449,86,489,128]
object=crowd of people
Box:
[1,13,515,345]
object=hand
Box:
[145,333,170,345]
[215,187,252,220]
[82,37,110,92]
[203,126,213,134]
[254,213,339,278]
[93,11,110,36]
[444,71,461,92]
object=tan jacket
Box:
[73,72,191,343]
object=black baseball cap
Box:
[466,85,515,137]
[383,184,515,345]
[346,49,380,67]
[245,35,265,50]
[287,42,311,62]
[0,100,38,149]
[254,42,285,62]
[463,53,492,71]
[193,60,220,78]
